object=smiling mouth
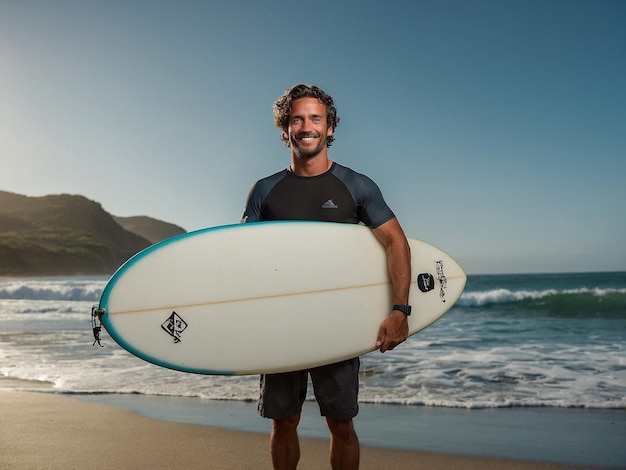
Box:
[296,133,320,142]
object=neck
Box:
[290,154,332,177]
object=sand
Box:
[0,378,604,470]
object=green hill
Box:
[114,216,185,244]
[0,190,186,276]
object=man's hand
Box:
[375,310,409,353]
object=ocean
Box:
[1,271,625,409]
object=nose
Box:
[302,118,314,132]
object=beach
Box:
[1,378,619,470]
[2,274,625,469]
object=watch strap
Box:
[393,304,412,316]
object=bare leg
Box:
[326,418,360,469]
[270,414,301,470]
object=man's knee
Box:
[272,414,301,435]
[326,418,356,442]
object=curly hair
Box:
[273,84,340,148]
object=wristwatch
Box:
[393,304,412,316]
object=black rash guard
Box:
[242,162,395,228]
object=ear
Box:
[326,125,334,138]
[282,129,291,147]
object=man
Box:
[241,84,411,470]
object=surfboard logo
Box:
[436,260,447,302]
[417,273,435,293]
[161,311,188,343]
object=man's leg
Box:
[270,414,301,470]
[310,358,360,468]
[326,417,360,470]
[259,370,308,469]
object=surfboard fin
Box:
[91,305,105,347]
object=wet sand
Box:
[0,378,607,469]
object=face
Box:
[286,97,334,159]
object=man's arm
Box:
[372,217,412,353]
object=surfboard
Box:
[95,221,466,375]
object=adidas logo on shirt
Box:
[322,199,339,209]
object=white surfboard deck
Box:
[98,221,466,375]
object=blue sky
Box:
[1,0,624,274]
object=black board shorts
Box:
[258,358,360,421]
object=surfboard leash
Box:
[91,305,105,347]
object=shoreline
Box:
[0,390,602,470]
[1,377,623,469]
[74,393,626,469]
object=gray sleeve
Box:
[332,164,395,228]
[241,182,263,223]
[241,170,288,223]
